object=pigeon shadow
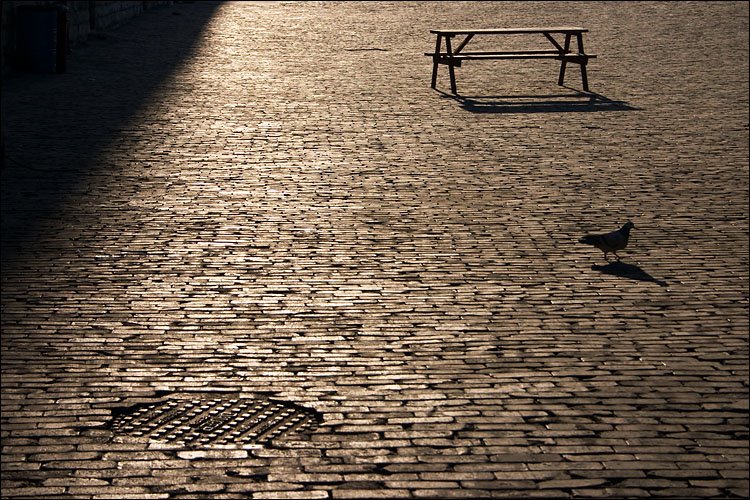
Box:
[437,88,637,114]
[591,262,667,287]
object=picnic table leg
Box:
[580,61,590,92]
[431,34,442,89]
[558,33,571,86]
[445,35,457,94]
[577,33,590,91]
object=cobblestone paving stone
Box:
[2,1,748,498]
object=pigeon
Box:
[579,221,635,261]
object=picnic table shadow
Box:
[591,261,668,287]
[438,88,637,114]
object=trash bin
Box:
[15,5,67,74]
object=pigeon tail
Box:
[579,235,601,246]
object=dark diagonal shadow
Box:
[591,262,668,287]
[438,88,637,114]
[1,1,222,269]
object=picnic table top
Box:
[430,27,589,35]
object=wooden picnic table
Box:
[425,27,597,94]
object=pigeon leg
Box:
[613,252,621,261]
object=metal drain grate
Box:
[110,394,320,447]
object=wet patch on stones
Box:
[109,391,321,448]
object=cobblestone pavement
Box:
[2,1,748,498]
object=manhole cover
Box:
[110,393,320,447]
